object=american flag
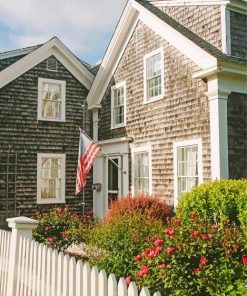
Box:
[76,130,101,194]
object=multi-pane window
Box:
[177,145,198,197]
[38,78,66,121]
[174,139,202,206]
[111,82,126,128]
[132,147,151,196]
[37,154,65,204]
[144,48,164,102]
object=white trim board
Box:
[87,0,218,109]
[0,37,94,90]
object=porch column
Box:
[206,84,231,180]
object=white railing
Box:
[0,217,161,296]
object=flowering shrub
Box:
[176,179,247,231]
[128,214,247,295]
[105,195,172,223]
[32,207,94,251]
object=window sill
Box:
[111,123,126,130]
[37,199,65,204]
[37,117,66,123]
[144,94,164,104]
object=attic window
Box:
[46,57,58,72]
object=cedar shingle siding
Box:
[0,56,92,222]
[99,22,211,204]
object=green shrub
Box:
[130,215,247,295]
[32,207,94,251]
[176,179,247,229]
[88,196,171,278]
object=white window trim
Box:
[173,138,203,208]
[143,47,164,104]
[131,145,152,196]
[37,78,66,122]
[111,81,127,129]
[37,153,66,204]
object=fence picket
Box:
[140,287,150,296]
[118,278,127,296]
[108,274,117,296]
[83,262,91,296]
[2,231,10,296]
[23,238,31,296]
[31,242,39,296]
[98,269,108,296]
[153,292,161,296]
[27,240,34,296]
[46,248,52,296]
[128,282,138,296]
[51,249,58,296]
[76,260,83,296]
[69,256,76,296]
[57,252,64,296]
[63,254,70,295]
[20,237,27,296]
[36,243,43,296]
[91,266,99,296]
[41,244,48,296]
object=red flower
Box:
[192,230,200,237]
[165,227,175,236]
[44,226,50,232]
[30,216,35,220]
[201,234,208,240]
[158,264,166,269]
[154,239,164,246]
[125,276,131,285]
[212,225,219,230]
[134,255,141,262]
[43,212,49,217]
[242,256,247,265]
[147,250,156,259]
[194,268,200,273]
[141,265,150,275]
[200,256,207,265]
[36,211,40,217]
[166,247,175,254]
[208,233,214,239]
[137,270,143,277]
[154,246,162,256]
[56,207,62,214]
[62,232,68,239]
[48,236,55,243]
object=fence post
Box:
[6,216,39,296]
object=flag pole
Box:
[79,127,126,175]
[81,105,86,215]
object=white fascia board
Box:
[0,38,94,90]
[87,1,139,107]
[227,0,247,14]
[152,0,230,6]
[134,1,217,69]
[0,45,40,60]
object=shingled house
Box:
[0,37,95,226]
[87,0,247,218]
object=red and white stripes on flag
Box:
[76,130,101,194]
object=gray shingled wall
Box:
[98,21,211,204]
[230,11,247,59]
[228,92,247,179]
[159,5,222,50]
[0,56,93,219]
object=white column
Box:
[6,216,39,296]
[92,109,99,141]
[207,89,231,180]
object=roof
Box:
[136,0,247,66]
[0,37,95,90]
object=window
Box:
[173,139,202,207]
[37,154,65,204]
[108,156,121,207]
[132,146,152,196]
[38,78,66,121]
[144,48,164,103]
[111,82,126,129]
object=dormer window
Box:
[38,78,66,121]
[111,82,126,129]
[144,48,164,103]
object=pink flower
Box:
[208,233,214,239]
[44,226,49,232]
[201,234,208,240]
[192,230,200,237]
[154,246,162,255]
[48,236,55,243]
[43,212,49,217]
[194,268,200,273]
[154,239,164,246]
[158,264,166,269]
[166,247,175,254]
[125,276,131,285]
[242,256,247,265]
[134,255,141,262]
[30,216,35,220]
[212,225,219,230]
[36,211,40,216]
[147,250,156,259]
[200,256,207,265]
[137,270,143,277]
[165,227,175,236]
[141,265,150,275]
[56,207,62,214]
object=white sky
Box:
[0,0,127,64]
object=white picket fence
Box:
[0,217,161,296]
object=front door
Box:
[107,156,122,208]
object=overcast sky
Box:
[0,0,127,65]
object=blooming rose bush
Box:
[32,207,94,251]
[127,213,247,295]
